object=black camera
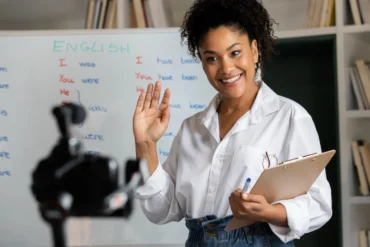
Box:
[30,103,148,247]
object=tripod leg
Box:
[51,221,66,247]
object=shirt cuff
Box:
[135,164,168,199]
[268,198,310,243]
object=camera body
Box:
[30,103,148,247]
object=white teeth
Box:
[221,74,241,83]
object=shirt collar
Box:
[197,81,280,125]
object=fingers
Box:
[135,91,145,113]
[143,83,153,110]
[151,81,161,109]
[243,202,262,212]
[161,105,171,124]
[241,193,263,203]
[159,88,171,110]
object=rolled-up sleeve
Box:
[135,125,185,225]
[268,116,333,242]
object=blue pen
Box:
[242,177,252,192]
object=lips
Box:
[218,73,243,85]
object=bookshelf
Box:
[0,0,369,247]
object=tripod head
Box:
[30,103,148,247]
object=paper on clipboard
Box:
[225,150,336,232]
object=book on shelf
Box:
[85,0,117,29]
[85,0,171,29]
[304,0,335,28]
[349,0,370,25]
[352,140,370,196]
[359,229,370,247]
[350,60,370,110]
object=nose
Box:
[219,58,234,74]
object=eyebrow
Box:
[203,43,241,55]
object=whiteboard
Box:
[0,28,218,247]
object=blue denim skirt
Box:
[185,215,295,247]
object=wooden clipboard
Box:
[225,149,336,232]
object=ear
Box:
[251,39,259,64]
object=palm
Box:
[133,82,171,144]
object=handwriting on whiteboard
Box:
[170,104,181,109]
[53,40,130,54]
[159,148,169,157]
[0,109,7,116]
[136,72,152,80]
[0,67,7,72]
[0,171,11,176]
[156,57,200,64]
[60,74,74,83]
[163,132,175,137]
[89,105,107,113]
[182,74,198,80]
[158,74,173,81]
[0,151,10,159]
[181,57,200,64]
[0,84,9,89]
[190,102,206,109]
[0,136,9,142]
[82,78,99,84]
[87,151,101,156]
[79,62,96,67]
[84,134,104,141]
[136,86,144,94]
[157,57,173,64]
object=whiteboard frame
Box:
[0,28,183,36]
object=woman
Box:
[133,0,332,246]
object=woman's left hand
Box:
[229,189,272,222]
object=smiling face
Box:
[199,26,259,99]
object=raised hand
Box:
[133,81,171,144]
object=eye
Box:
[231,50,241,56]
[206,57,216,62]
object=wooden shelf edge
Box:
[343,24,370,34]
[275,27,336,39]
[346,110,370,118]
[350,196,370,204]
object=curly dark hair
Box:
[180,0,278,74]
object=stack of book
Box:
[129,0,171,28]
[352,140,370,196]
[359,229,370,247]
[349,0,370,25]
[84,0,172,29]
[304,0,336,28]
[85,0,118,29]
[350,60,370,110]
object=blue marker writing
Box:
[242,177,252,192]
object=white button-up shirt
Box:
[135,81,332,243]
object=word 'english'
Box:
[53,40,130,54]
